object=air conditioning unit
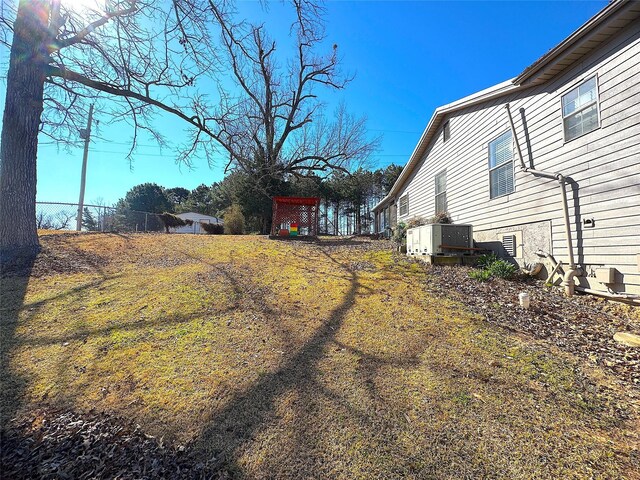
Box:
[406,224,473,255]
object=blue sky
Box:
[1,0,607,205]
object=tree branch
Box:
[54,3,137,51]
[47,65,205,131]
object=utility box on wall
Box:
[407,224,473,256]
[595,268,617,285]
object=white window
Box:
[562,76,599,142]
[443,120,450,143]
[488,131,514,199]
[435,170,447,213]
[399,194,408,217]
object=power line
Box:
[367,129,421,134]
[73,149,413,158]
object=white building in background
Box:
[172,212,222,234]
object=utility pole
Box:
[76,104,94,231]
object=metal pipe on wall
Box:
[574,286,640,305]
[505,104,581,295]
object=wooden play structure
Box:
[270,196,320,238]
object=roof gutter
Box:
[373,80,518,212]
[373,1,637,217]
[514,0,630,85]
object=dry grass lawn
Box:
[1,233,638,479]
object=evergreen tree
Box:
[81,208,99,231]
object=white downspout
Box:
[505,104,582,296]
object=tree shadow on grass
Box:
[1,271,125,432]
[190,248,379,475]
[1,254,36,428]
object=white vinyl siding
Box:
[399,194,409,217]
[382,20,640,293]
[562,76,600,141]
[488,131,514,198]
[435,170,447,213]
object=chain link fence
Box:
[36,202,165,233]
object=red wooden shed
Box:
[270,196,320,237]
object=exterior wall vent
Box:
[502,235,516,256]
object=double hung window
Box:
[434,170,447,213]
[399,194,409,217]
[562,76,599,142]
[488,131,514,199]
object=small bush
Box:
[392,222,407,244]
[488,259,517,279]
[427,212,452,224]
[476,253,498,269]
[223,204,245,235]
[406,216,429,229]
[201,222,224,235]
[469,269,492,282]
[470,253,516,282]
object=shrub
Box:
[469,269,492,282]
[427,211,452,224]
[392,222,407,244]
[201,222,224,235]
[488,259,518,279]
[470,253,517,282]
[406,216,429,229]
[476,253,499,269]
[157,213,193,233]
[223,204,245,235]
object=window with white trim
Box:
[488,131,514,199]
[443,120,450,143]
[399,194,408,217]
[562,76,599,142]
[434,170,447,214]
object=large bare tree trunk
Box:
[0,2,49,255]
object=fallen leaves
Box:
[423,264,640,391]
[0,409,226,480]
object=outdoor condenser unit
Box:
[406,224,473,256]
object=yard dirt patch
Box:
[1,233,639,479]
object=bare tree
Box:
[53,210,75,230]
[0,0,213,255]
[35,212,53,230]
[34,209,74,230]
[1,0,377,251]
[184,1,378,231]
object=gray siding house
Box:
[374,1,640,296]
